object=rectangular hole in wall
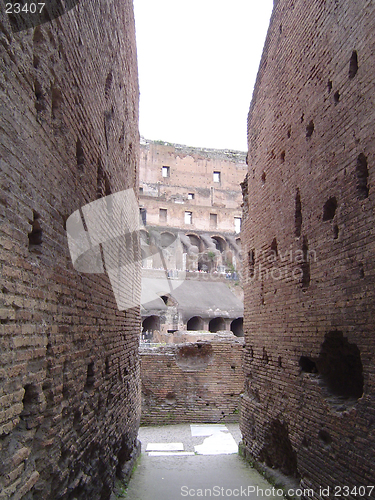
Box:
[213,171,221,183]
[210,213,217,229]
[159,208,167,223]
[185,211,192,225]
[140,207,147,226]
[234,217,242,234]
[162,166,170,178]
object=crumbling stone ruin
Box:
[241,0,375,492]
[139,139,245,277]
[138,141,246,425]
[139,139,245,337]
[139,138,246,238]
[0,1,141,498]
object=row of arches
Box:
[140,230,241,250]
[187,316,243,336]
[140,229,242,273]
[142,316,243,337]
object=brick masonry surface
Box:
[139,139,246,233]
[0,1,141,499]
[140,336,244,425]
[240,0,375,494]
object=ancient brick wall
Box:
[0,2,141,499]
[140,337,244,425]
[241,0,375,493]
[139,139,246,233]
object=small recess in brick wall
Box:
[306,120,314,139]
[322,196,337,221]
[76,139,85,172]
[349,50,359,79]
[28,211,43,248]
[295,189,302,237]
[356,153,369,199]
[299,331,364,408]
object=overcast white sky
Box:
[133,0,274,152]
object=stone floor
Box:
[113,423,283,499]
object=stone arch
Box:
[209,317,226,333]
[160,231,175,248]
[142,316,160,341]
[186,233,203,252]
[211,235,227,253]
[231,317,244,337]
[187,316,204,331]
[210,235,227,270]
[186,233,205,271]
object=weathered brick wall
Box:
[241,0,375,494]
[0,2,141,499]
[140,337,244,425]
[139,139,246,233]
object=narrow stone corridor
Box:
[114,424,283,500]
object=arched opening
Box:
[211,235,227,271]
[187,316,204,331]
[160,231,175,248]
[209,317,226,333]
[186,233,202,251]
[231,317,244,337]
[211,235,226,253]
[186,233,205,271]
[142,316,160,342]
